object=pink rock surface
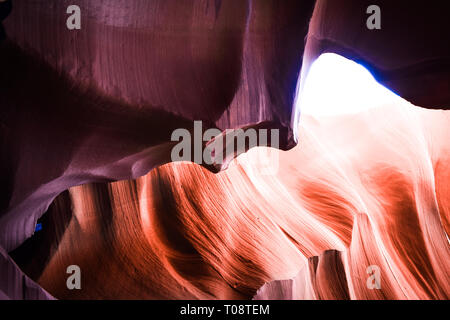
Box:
[11,101,449,300]
[1,0,449,300]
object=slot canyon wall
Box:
[0,0,449,299]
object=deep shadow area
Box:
[10,191,73,280]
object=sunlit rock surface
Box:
[1,0,449,300]
[11,99,449,299]
[0,0,314,252]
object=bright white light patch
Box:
[296,53,400,118]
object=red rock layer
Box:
[18,100,449,300]
[1,0,450,300]
[0,0,314,252]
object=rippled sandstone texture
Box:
[1,0,449,299]
[0,0,314,255]
[11,101,450,300]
